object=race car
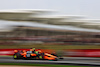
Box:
[13,49,62,61]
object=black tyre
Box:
[13,53,22,59]
[54,58,58,61]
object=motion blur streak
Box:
[0,9,100,66]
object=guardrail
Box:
[64,49,100,57]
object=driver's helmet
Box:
[38,50,42,53]
[32,48,35,51]
[30,48,35,51]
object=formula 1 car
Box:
[13,49,63,61]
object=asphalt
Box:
[0,57,100,66]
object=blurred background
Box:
[0,9,100,57]
[0,0,100,66]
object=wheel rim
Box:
[39,56,42,59]
[14,55,17,58]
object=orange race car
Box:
[13,48,62,61]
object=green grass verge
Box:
[0,44,100,50]
[0,63,91,67]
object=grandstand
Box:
[0,9,100,46]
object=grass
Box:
[0,44,100,50]
[0,63,91,67]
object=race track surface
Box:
[0,57,100,66]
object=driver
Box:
[30,48,36,53]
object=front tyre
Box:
[54,58,58,61]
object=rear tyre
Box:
[13,53,22,59]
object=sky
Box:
[0,0,100,19]
[0,0,100,32]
